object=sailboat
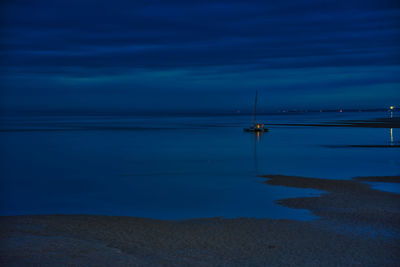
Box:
[244,91,268,132]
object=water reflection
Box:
[256,131,262,142]
[253,131,264,174]
[390,128,393,145]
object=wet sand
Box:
[263,175,400,230]
[325,145,400,148]
[1,175,399,266]
[355,176,400,183]
[277,117,399,149]
[268,116,400,128]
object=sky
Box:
[1,0,399,113]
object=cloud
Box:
[0,0,399,110]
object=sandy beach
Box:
[1,175,399,266]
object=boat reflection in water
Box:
[255,131,263,142]
[252,130,265,174]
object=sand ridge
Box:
[1,175,399,266]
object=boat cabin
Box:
[244,122,265,132]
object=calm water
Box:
[0,111,399,220]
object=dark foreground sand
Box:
[1,175,399,266]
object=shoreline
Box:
[262,175,400,230]
[267,116,400,128]
[1,175,399,266]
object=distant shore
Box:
[1,175,399,266]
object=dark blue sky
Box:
[1,0,399,112]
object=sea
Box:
[0,111,399,220]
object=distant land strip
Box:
[268,117,400,128]
[325,145,400,148]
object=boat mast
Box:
[253,90,258,125]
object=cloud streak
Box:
[1,0,399,110]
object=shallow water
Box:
[0,111,399,220]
